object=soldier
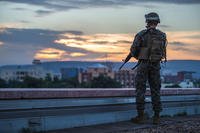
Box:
[130,12,167,124]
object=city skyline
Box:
[0,0,200,65]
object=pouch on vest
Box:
[138,47,149,59]
[150,36,165,60]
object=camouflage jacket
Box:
[130,28,167,61]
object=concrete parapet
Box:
[0,88,200,133]
[0,88,200,99]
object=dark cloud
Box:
[19,20,30,23]
[170,42,200,56]
[0,28,88,55]
[169,41,188,46]
[158,24,171,28]
[0,28,61,47]
[0,28,113,64]
[12,7,26,10]
[0,42,38,65]
[89,41,110,44]
[2,0,200,17]
[0,27,129,64]
[116,40,132,44]
[171,46,188,51]
[35,10,55,16]
[0,28,83,46]
[90,40,132,45]
[56,44,94,55]
[181,35,200,39]
[138,4,157,8]
[2,0,200,16]
[171,46,200,56]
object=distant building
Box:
[51,72,62,80]
[78,64,137,87]
[163,74,179,83]
[0,65,61,81]
[177,71,194,82]
[179,80,194,88]
[61,68,79,79]
[79,72,92,83]
[78,64,114,83]
[163,71,195,84]
[114,69,136,88]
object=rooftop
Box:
[47,115,200,133]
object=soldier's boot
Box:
[153,111,160,125]
[131,110,145,124]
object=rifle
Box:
[119,52,132,70]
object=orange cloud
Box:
[166,31,200,60]
[70,52,87,57]
[32,31,200,61]
[34,48,89,61]
[55,33,132,58]
[54,31,200,61]
[34,48,66,60]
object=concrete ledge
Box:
[0,88,200,99]
[0,88,200,133]
[1,99,200,133]
[1,95,200,111]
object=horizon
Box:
[0,0,200,65]
[0,59,200,67]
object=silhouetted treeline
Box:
[0,75,122,88]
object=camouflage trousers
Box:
[135,60,162,112]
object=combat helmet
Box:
[145,12,160,23]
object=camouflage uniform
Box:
[131,28,167,113]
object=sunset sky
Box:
[0,0,200,65]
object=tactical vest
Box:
[137,29,166,61]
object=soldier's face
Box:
[147,22,158,28]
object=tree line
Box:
[0,74,122,88]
